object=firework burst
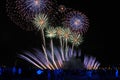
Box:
[46,27,56,38]
[70,33,83,46]
[15,0,52,19]
[33,14,48,30]
[62,28,71,40]
[55,27,64,38]
[33,13,48,47]
[69,33,83,56]
[63,11,89,34]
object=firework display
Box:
[6,0,100,70]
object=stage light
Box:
[86,70,92,77]
[0,67,2,75]
[115,68,119,77]
[18,68,22,75]
[36,69,43,75]
[12,67,16,75]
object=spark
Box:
[58,5,66,13]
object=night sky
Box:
[0,0,117,67]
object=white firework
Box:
[83,56,100,70]
[19,47,80,70]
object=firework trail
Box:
[69,32,83,56]
[19,47,77,70]
[33,13,48,47]
[84,56,100,70]
[19,47,100,70]
[46,27,58,69]
[62,28,71,61]
[42,45,54,70]
[55,27,65,61]
[32,13,49,65]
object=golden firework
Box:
[33,14,48,30]
[70,33,83,46]
[46,27,56,38]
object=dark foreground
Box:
[0,67,120,80]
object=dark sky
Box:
[0,0,118,67]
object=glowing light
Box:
[86,70,92,77]
[115,69,119,77]
[63,11,89,34]
[18,68,22,75]
[58,5,66,13]
[34,0,39,5]
[12,67,17,74]
[0,67,2,75]
[36,69,43,75]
